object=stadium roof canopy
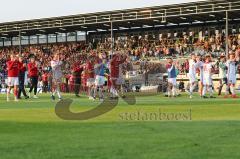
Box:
[0,0,240,38]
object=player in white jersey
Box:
[166,58,178,97]
[202,55,215,98]
[218,54,230,97]
[188,54,198,98]
[195,54,204,97]
[50,53,63,100]
[226,51,239,98]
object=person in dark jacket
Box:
[17,55,29,99]
[72,60,83,97]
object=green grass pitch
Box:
[0,93,240,159]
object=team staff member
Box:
[28,56,39,99]
[6,54,20,102]
[18,55,29,99]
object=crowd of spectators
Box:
[94,31,240,59]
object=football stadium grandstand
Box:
[1,1,240,159]
[0,0,240,96]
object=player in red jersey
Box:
[28,56,39,99]
[6,54,20,102]
[72,59,84,97]
[41,71,49,93]
[85,55,96,100]
[109,52,127,99]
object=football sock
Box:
[203,86,207,96]
[230,86,235,95]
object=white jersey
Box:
[189,59,197,75]
[188,59,197,83]
[203,62,213,85]
[51,60,63,80]
[226,60,239,84]
[218,62,227,79]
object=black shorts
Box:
[221,78,228,85]
[30,76,38,85]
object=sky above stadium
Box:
[0,0,203,23]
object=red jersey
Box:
[72,62,83,77]
[85,61,94,79]
[81,72,87,87]
[110,56,126,78]
[19,62,27,73]
[42,73,48,82]
[28,62,38,77]
[7,60,20,77]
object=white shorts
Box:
[8,77,19,86]
[52,77,62,84]
[87,78,95,87]
[228,76,237,85]
[203,76,213,86]
[168,78,177,86]
[95,75,105,86]
[188,74,197,83]
[116,77,125,85]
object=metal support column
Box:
[65,33,68,42]
[226,10,229,56]
[85,31,88,44]
[56,34,58,43]
[110,20,114,55]
[19,30,21,53]
[46,34,49,46]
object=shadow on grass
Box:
[55,92,160,120]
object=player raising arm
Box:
[166,57,178,98]
[94,52,108,101]
[109,52,127,99]
[188,54,198,98]
[202,55,215,98]
[226,51,240,98]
